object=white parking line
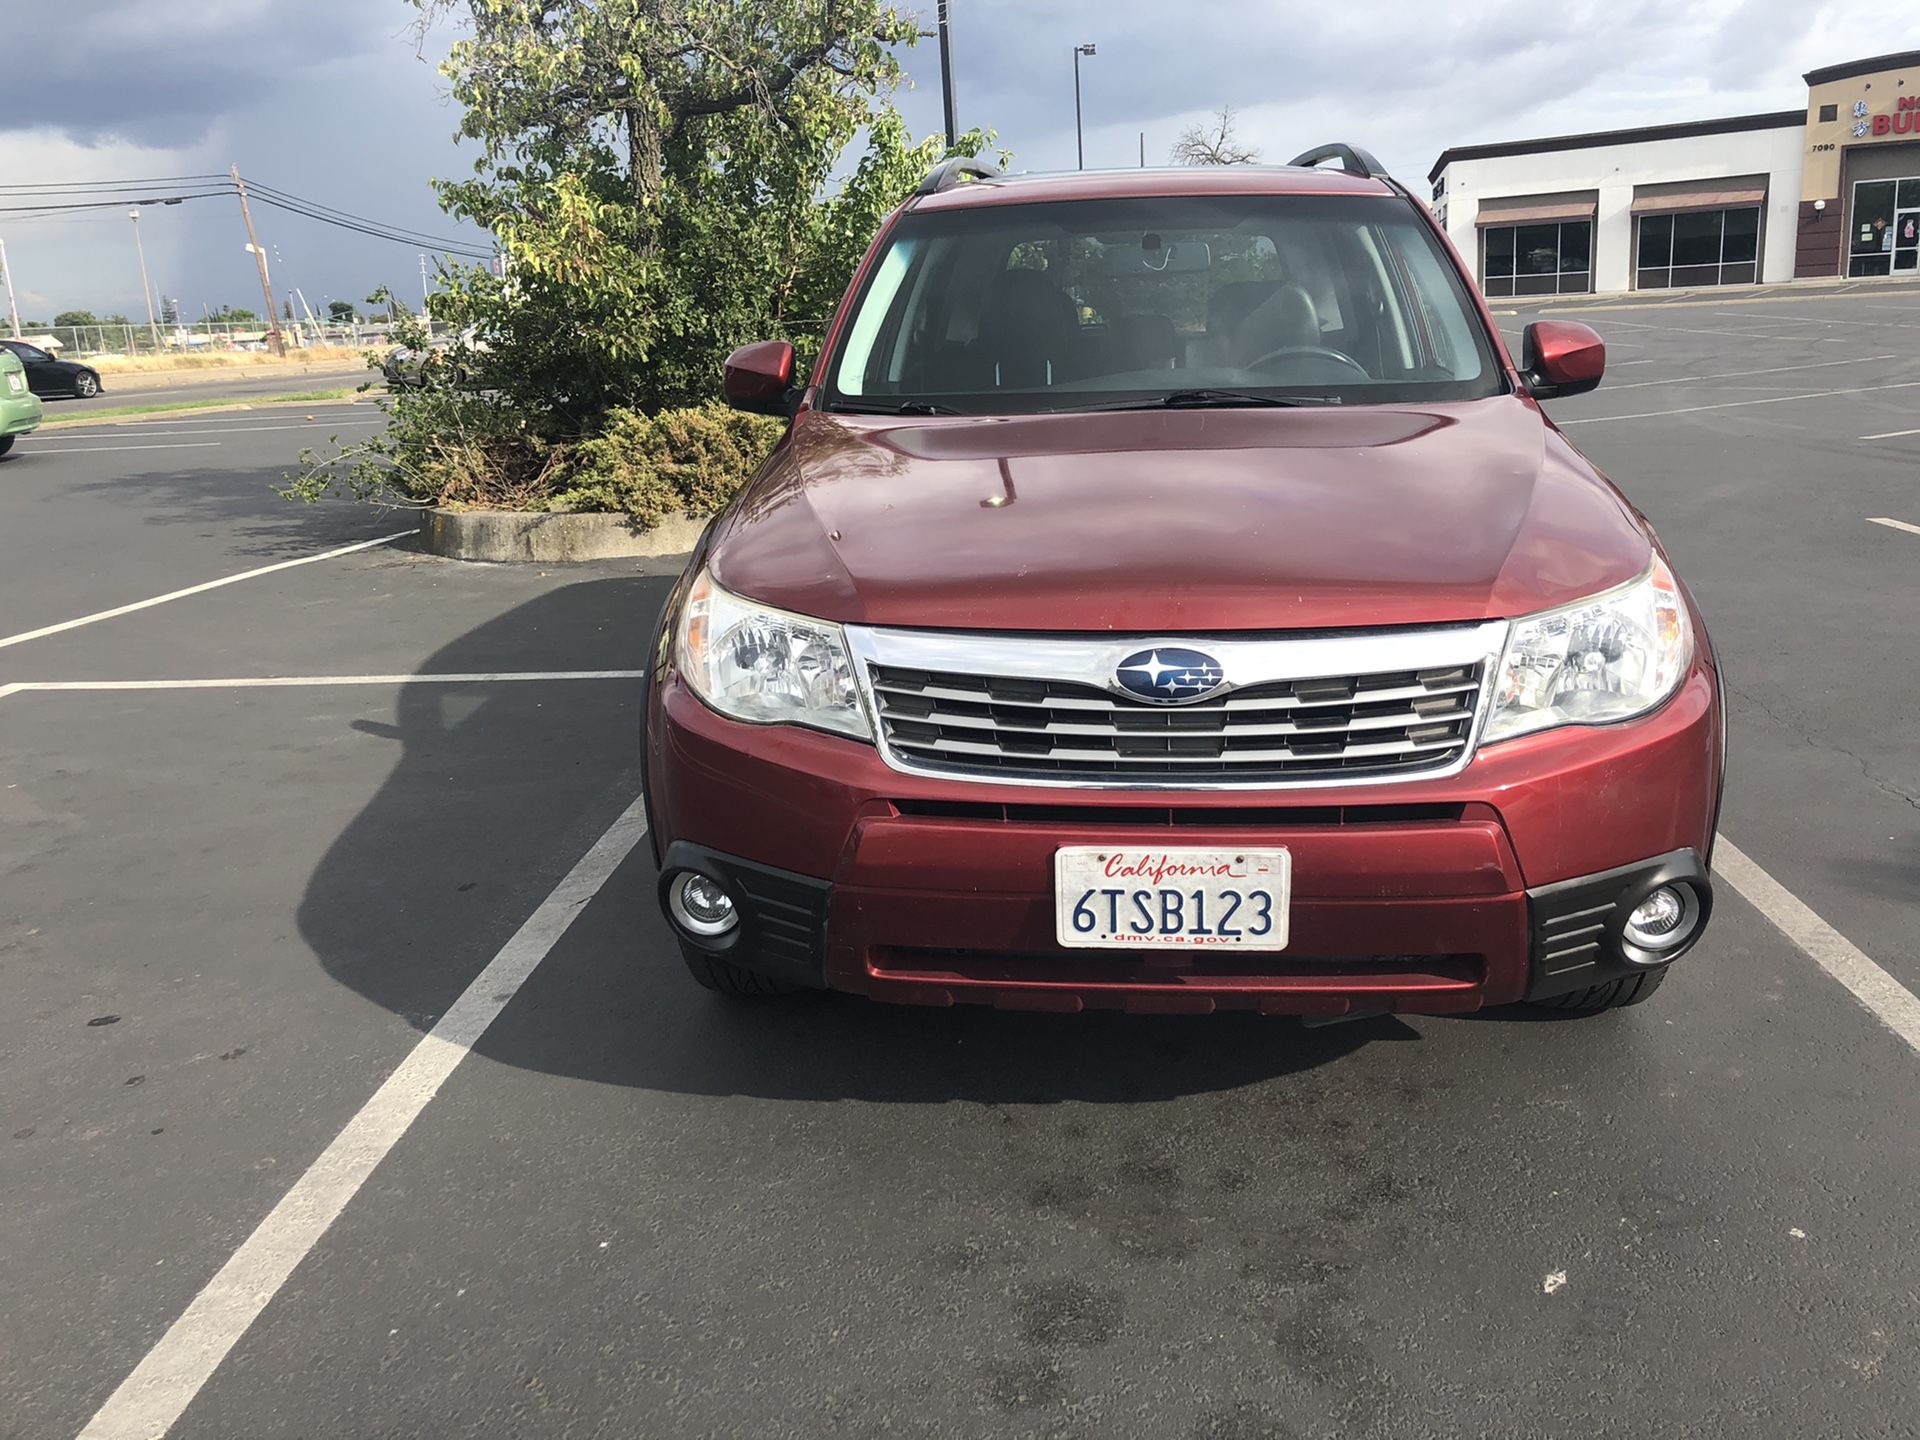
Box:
[0,532,414,651]
[1713,308,1920,332]
[75,795,651,1440]
[1576,318,1806,342]
[1601,354,1895,392]
[0,672,646,699]
[17,441,224,455]
[1557,379,1920,426]
[34,421,384,441]
[1716,840,1920,1056]
[1860,426,1920,441]
[1868,517,1920,537]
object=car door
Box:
[3,343,61,397]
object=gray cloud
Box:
[7,0,408,148]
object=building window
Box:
[1848,177,1920,277]
[1634,207,1760,289]
[1479,221,1592,297]
[1819,103,1838,122]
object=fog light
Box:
[670,871,738,937]
[1624,884,1699,954]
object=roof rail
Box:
[1286,143,1390,180]
[915,156,1002,196]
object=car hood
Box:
[707,399,1650,632]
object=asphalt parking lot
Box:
[3,284,1918,1439]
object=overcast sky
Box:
[0,0,1910,322]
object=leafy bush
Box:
[551,406,783,527]
[284,2,999,520]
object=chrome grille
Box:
[868,663,1483,782]
[846,622,1508,789]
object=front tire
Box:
[73,372,100,398]
[679,945,804,996]
[1530,966,1668,1015]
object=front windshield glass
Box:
[824,193,1503,413]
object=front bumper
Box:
[647,656,1722,1015]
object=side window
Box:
[1383,223,1486,381]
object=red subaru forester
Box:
[643,146,1723,1019]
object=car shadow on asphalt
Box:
[53,456,400,560]
[297,576,1406,1104]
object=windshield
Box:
[823,193,1503,414]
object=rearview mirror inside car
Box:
[1100,239,1212,276]
[1520,320,1605,400]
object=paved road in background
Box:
[3,287,1918,1438]
[43,361,374,413]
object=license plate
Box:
[1054,847,1290,951]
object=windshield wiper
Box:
[828,399,967,416]
[1064,389,1341,412]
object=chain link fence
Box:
[14,320,455,359]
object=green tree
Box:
[208,306,259,325]
[289,0,995,512]
[416,0,965,416]
[327,300,357,323]
[53,309,98,327]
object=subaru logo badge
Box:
[1113,647,1227,705]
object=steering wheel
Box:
[1244,345,1371,379]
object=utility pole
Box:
[230,166,284,357]
[1073,43,1097,170]
[937,0,958,147]
[128,209,163,353]
[0,236,20,338]
[1140,131,1146,167]
[419,252,431,310]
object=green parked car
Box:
[0,347,43,456]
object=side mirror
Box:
[723,340,798,416]
[1520,320,1605,400]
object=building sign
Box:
[1862,95,1920,137]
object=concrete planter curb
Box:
[418,507,707,563]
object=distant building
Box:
[1429,49,1920,297]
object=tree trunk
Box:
[627,103,664,238]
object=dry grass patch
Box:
[87,346,370,375]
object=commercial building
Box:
[1428,50,1920,297]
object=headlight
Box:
[1484,556,1692,743]
[676,568,872,740]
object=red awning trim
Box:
[1630,186,1766,214]
[1474,200,1597,226]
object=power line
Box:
[240,177,491,254]
[0,192,231,215]
[0,170,495,260]
[242,191,493,259]
[0,173,228,192]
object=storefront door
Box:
[1896,209,1920,273]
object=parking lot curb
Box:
[418,507,705,563]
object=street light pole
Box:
[1073,43,1097,170]
[128,209,163,353]
[937,0,958,147]
[0,236,21,339]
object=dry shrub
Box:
[553,404,784,527]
